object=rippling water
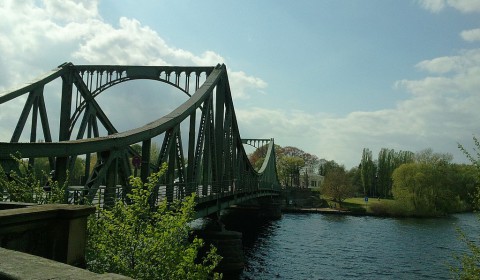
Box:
[232,213,479,280]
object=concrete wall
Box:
[0,203,95,267]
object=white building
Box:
[299,165,324,188]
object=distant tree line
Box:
[249,144,479,216]
[359,147,477,216]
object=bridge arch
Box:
[0,63,280,214]
[68,66,211,137]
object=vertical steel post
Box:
[28,94,39,167]
[104,152,117,209]
[187,112,196,195]
[215,75,225,196]
[141,139,151,183]
[167,138,175,202]
[57,67,73,201]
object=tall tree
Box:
[377,148,391,198]
[360,148,376,197]
[277,156,304,187]
[376,148,414,198]
[415,148,453,165]
[318,159,341,176]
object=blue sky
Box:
[1,0,480,168]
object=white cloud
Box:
[0,0,267,143]
[415,56,462,74]
[419,0,480,13]
[447,0,480,13]
[228,71,267,100]
[461,28,480,42]
[418,0,446,13]
[0,0,264,88]
[401,49,480,93]
[1,0,479,170]
[237,47,480,168]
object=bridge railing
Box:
[66,177,280,207]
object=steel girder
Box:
[0,63,280,208]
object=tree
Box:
[360,148,376,197]
[0,155,66,204]
[318,159,341,176]
[452,136,480,279]
[0,155,222,279]
[248,144,270,168]
[451,164,478,207]
[321,166,355,205]
[377,148,414,198]
[248,144,318,187]
[391,161,457,216]
[281,146,319,169]
[277,156,304,187]
[86,167,222,279]
[347,166,363,195]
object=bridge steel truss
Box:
[0,63,280,215]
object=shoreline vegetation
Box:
[283,196,474,218]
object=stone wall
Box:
[0,203,95,267]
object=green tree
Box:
[86,167,222,280]
[452,136,480,279]
[318,160,341,176]
[360,148,376,197]
[391,160,458,216]
[451,164,478,208]
[277,156,304,187]
[347,166,363,195]
[0,155,66,204]
[377,148,392,198]
[249,144,318,187]
[321,166,355,205]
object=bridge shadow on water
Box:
[219,208,281,280]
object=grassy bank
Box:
[344,197,399,215]
[324,197,412,217]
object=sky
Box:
[1,0,480,169]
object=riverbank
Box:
[282,207,351,215]
[282,205,472,218]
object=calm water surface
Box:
[233,213,479,280]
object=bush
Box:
[0,156,66,204]
[452,136,480,278]
[86,168,222,280]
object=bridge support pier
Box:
[195,219,245,276]
[198,230,245,275]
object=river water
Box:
[231,212,479,280]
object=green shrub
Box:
[86,168,222,280]
[0,156,66,204]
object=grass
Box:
[320,196,400,216]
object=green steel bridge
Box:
[0,63,280,218]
